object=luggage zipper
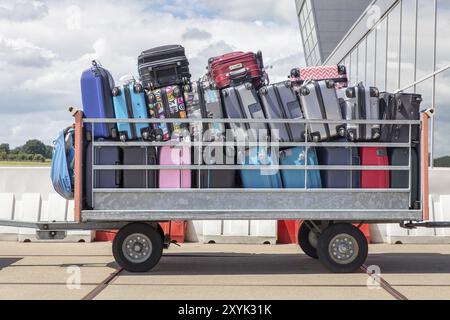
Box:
[197,82,210,137]
[312,81,331,138]
[124,85,137,140]
[273,85,294,142]
[358,83,367,140]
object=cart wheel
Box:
[112,223,163,273]
[298,222,319,259]
[317,223,368,273]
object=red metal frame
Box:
[421,112,430,221]
[73,109,84,223]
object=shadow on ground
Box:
[113,252,450,276]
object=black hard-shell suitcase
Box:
[122,147,158,188]
[259,81,305,143]
[222,83,269,143]
[380,93,423,143]
[192,146,238,189]
[84,143,121,209]
[390,147,420,209]
[138,45,191,90]
[317,138,360,189]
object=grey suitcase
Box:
[298,80,346,142]
[260,81,305,143]
[259,84,291,143]
[341,82,381,141]
[275,81,305,142]
[222,83,268,143]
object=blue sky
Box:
[0,0,305,147]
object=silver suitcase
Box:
[341,83,381,141]
[298,80,346,142]
[222,83,268,143]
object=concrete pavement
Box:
[0,242,449,300]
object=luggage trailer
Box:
[0,108,444,273]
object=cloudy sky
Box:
[0,0,304,147]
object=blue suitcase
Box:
[80,61,116,139]
[112,81,151,141]
[316,138,360,188]
[280,147,322,189]
[240,147,283,188]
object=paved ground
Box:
[0,242,450,300]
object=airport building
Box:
[296,0,450,167]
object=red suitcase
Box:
[360,147,390,189]
[290,65,348,89]
[208,51,267,90]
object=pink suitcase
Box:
[290,65,348,89]
[159,145,191,189]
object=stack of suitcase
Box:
[79,47,424,213]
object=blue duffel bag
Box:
[51,128,75,200]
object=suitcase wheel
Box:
[120,133,128,142]
[134,83,143,94]
[141,129,150,141]
[173,86,181,98]
[112,87,121,97]
[245,83,253,90]
[260,87,268,95]
[299,86,310,96]
[372,128,381,140]
[348,130,356,142]
[222,89,230,97]
[290,68,300,78]
[338,126,346,137]
[147,93,156,104]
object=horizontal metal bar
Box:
[83,118,421,125]
[93,188,411,193]
[93,165,410,171]
[81,210,423,222]
[92,141,413,148]
[0,220,41,229]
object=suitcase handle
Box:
[115,161,121,186]
[227,67,249,80]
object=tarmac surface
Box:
[0,242,450,300]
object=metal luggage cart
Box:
[0,107,439,273]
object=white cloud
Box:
[0,0,304,147]
[0,0,48,22]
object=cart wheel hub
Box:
[122,233,153,264]
[329,234,359,265]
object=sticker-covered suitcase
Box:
[208,51,267,90]
[84,143,121,209]
[138,45,191,90]
[280,147,322,189]
[184,80,226,142]
[222,83,268,143]
[290,65,348,89]
[340,83,381,141]
[122,147,158,189]
[298,80,346,142]
[112,80,151,142]
[80,61,116,139]
[239,147,283,189]
[146,85,188,141]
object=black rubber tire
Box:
[112,223,163,273]
[298,222,319,259]
[317,224,368,274]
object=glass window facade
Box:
[298,0,322,66]
[337,0,450,167]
